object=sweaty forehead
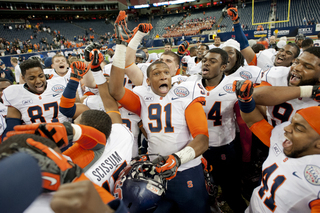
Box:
[298,52,320,67]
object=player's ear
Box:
[146,78,151,86]
[220,64,227,72]
[21,75,25,82]
[315,138,320,150]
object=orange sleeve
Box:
[311,199,320,213]
[185,97,209,138]
[83,91,95,96]
[254,81,272,88]
[76,125,106,150]
[248,54,257,66]
[249,119,273,147]
[63,144,95,169]
[118,88,141,117]
[60,96,76,108]
[73,173,115,204]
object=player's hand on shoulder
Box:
[232,80,254,102]
[152,154,181,180]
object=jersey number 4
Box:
[202,101,222,126]
[28,102,59,123]
[258,163,286,211]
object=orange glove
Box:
[227,7,239,22]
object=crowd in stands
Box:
[163,16,215,38]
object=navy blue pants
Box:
[154,163,210,213]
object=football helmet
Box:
[113,158,166,213]
[136,49,147,63]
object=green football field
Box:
[148,48,178,54]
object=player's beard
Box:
[284,143,310,158]
[287,72,320,86]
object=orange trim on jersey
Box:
[255,81,272,88]
[83,91,95,96]
[310,199,320,213]
[205,86,216,91]
[118,88,141,117]
[249,119,273,147]
[73,173,115,204]
[249,54,257,66]
[76,124,107,149]
[175,68,181,76]
[63,144,95,169]
[185,97,209,138]
[60,96,76,108]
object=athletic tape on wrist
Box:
[112,44,126,69]
[91,71,106,85]
[128,31,147,50]
[71,124,82,141]
[174,146,196,165]
[300,86,313,97]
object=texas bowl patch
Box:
[304,165,320,186]
[52,84,65,93]
[223,84,234,93]
[174,87,189,97]
[240,71,252,80]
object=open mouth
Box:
[35,83,45,93]
[282,136,293,151]
[59,65,65,69]
[159,83,169,94]
[276,56,284,64]
[202,67,209,75]
[290,72,301,84]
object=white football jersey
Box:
[132,81,205,171]
[3,78,70,124]
[228,65,263,84]
[247,122,320,213]
[314,39,320,47]
[85,124,133,193]
[44,68,72,84]
[186,57,202,75]
[261,66,319,126]
[0,103,7,136]
[256,49,276,71]
[147,52,159,63]
[193,75,239,147]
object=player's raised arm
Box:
[125,23,153,86]
[233,80,273,147]
[59,61,90,119]
[253,84,320,106]
[227,7,256,65]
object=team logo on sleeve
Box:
[223,84,234,93]
[174,87,189,97]
[304,165,320,186]
[239,71,252,80]
[52,84,65,94]
[272,143,282,156]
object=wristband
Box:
[112,44,126,69]
[71,124,82,141]
[174,146,196,165]
[128,31,147,50]
[91,71,106,85]
[238,98,256,113]
[300,86,313,97]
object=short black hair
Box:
[189,46,197,53]
[0,134,57,160]
[20,59,43,76]
[301,38,314,49]
[286,43,300,58]
[0,77,12,85]
[200,43,209,50]
[304,47,320,60]
[207,48,229,66]
[252,44,266,53]
[215,36,220,40]
[140,47,148,51]
[164,42,172,47]
[79,110,112,139]
[147,61,169,78]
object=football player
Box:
[109,11,210,213]
[227,7,300,71]
[252,47,320,126]
[2,59,71,138]
[234,80,320,213]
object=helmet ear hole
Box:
[127,202,132,209]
